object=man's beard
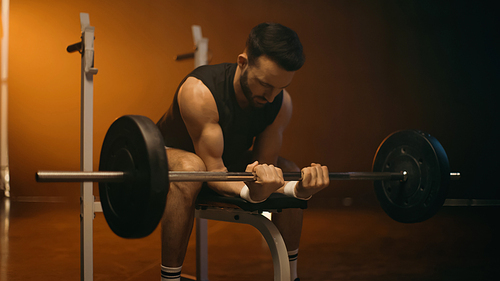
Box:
[240,69,261,108]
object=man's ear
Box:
[237,53,248,68]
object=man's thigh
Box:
[165,147,205,171]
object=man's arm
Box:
[177,77,241,197]
[253,90,330,199]
[252,89,293,165]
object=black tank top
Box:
[157,63,283,171]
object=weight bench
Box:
[194,189,308,281]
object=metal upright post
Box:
[1,0,10,198]
[78,13,98,281]
[192,25,209,68]
[191,25,210,281]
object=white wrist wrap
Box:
[284,181,312,200]
[240,185,266,203]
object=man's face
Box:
[239,55,295,109]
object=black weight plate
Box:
[99,115,169,238]
[372,130,450,223]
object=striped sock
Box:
[288,249,299,281]
[161,265,182,281]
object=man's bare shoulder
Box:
[178,77,219,123]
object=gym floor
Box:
[1,196,499,281]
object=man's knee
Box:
[277,156,300,172]
[165,149,206,201]
[166,148,206,172]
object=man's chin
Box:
[252,101,267,108]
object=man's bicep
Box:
[177,78,227,171]
[193,123,228,171]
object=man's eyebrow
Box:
[258,78,291,89]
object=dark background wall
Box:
[6,0,499,206]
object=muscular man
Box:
[156,22,329,281]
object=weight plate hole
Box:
[401,148,406,154]
[386,163,391,169]
[419,158,423,165]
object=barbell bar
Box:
[36,115,461,238]
[36,170,462,183]
[36,171,412,182]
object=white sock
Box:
[161,265,182,281]
[288,249,299,281]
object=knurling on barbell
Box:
[35,115,460,238]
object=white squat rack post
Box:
[192,25,209,68]
[77,13,98,281]
[1,0,10,197]
[190,25,210,281]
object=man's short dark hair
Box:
[246,22,305,71]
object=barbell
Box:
[36,115,460,238]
